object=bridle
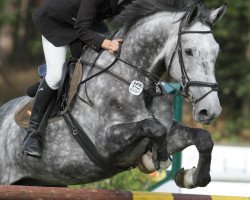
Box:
[167,24,219,105]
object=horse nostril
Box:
[198,109,209,119]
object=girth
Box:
[63,112,110,171]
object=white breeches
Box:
[42,36,67,90]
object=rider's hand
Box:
[101,39,123,54]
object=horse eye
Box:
[185,49,193,56]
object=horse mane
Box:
[115,0,210,34]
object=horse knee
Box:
[192,129,214,154]
[143,119,166,139]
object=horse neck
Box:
[118,12,183,78]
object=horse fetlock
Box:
[138,151,172,174]
[174,167,197,189]
[193,169,211,187]
[196,175,211,187]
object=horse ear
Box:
[185,4,201,26]
[207,4,227,26]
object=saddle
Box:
[14,59,83,128]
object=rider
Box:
[22,0,132,159]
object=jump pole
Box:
[0,186,249,200]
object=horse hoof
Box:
[138,151,172,174]
[174,167,197,188]
[138,160,153,174]
[138,151,156,174]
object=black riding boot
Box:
[22,79,56,158]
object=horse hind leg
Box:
[166,121,214,189]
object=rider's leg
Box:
[23,36,67,158]
[22,79,56,158]
[26,21,109,97]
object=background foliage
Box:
[0,0,249,190]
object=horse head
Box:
[167,3,226,124]
[116,0,226,125]
[127,1,227,125]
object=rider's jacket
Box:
[33,0,131,52]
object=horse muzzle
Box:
[193,95,222,125]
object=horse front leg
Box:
[137,118,172,174]
[98,118,171,173]
[166,121,214,189]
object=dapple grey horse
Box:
[0,0,226,188]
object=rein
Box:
[76,39,162,107]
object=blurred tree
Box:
[206,0,250,137]
[0,0,43,105]
[13,0,44,65]
[0,0,43,68]
[0,0,15,68]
